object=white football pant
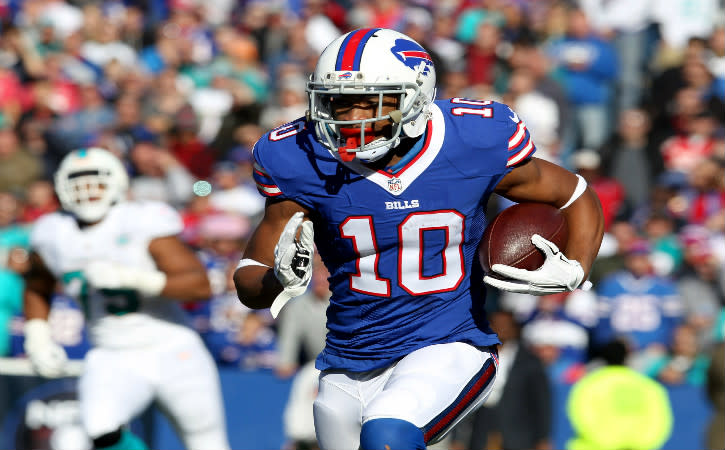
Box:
[313,342,498,450]
[78,326,230,450]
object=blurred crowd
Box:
[0,0,724,448]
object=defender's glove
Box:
[484,234,585,295]
[271,212,314,318]
[83,261,167,297]
[24,319,68,378]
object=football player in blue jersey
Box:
[234,28,604,450]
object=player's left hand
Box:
[483,234,585,295]
[83,260,167,297]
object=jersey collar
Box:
[338,103,445,196]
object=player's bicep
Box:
[495,157,579,207]
[243,198,310,266]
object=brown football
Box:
[479,202,569,274]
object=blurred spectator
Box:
[667,156,725,230]
[81,13,137,68]
[0,124,42,193]
[180,193,218,248]
[676,225,725,348]
[645,323,711,385]
[168,105,216,179]
[139,68,188,136]
[208,307,278,370]
[660,109,719,177]
[0,191,30,254]
[275,262,330,379]
[18,179,58,223]
[428,8,465,75]
[523,44,571,152]
[593,239,684,371]
[547,7,618,154]
[259,73,308,131]
[641,210,683,277]
[580,0,654,114]
[589,219,640,286]
[600,109,663,211]
[197,213,251,294]
[572,149,626,230]
[128,137,196,207]
[188,75,234,143]
[450,309,551,450]
[465,20,505,89]
[518,290,598,384]
[207,161,265,219]
[300,0,341,55]
[566,339,673,450]
[45,83,116,151]
[651,0,720,70]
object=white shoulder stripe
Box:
[508,122,526,149]
[506,139,534,167]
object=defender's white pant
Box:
[313,342,498,450]
[78,326,230,450]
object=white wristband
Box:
[236,258,271,270]
[560,174,587,209]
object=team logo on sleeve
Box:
[391,39,432,75]
[388,177,403,192]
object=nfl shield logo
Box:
[388,177,403,192]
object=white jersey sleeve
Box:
[30,213,77,278]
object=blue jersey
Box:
[253,99,537,371]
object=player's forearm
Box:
[162,270,212,301]
[561,186,604,276]
[233,265,283,309]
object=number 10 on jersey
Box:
[340,210,465,297]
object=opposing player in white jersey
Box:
[22,148,230,450]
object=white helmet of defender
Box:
[307,28,437,162]
[54,147,129,223]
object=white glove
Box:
[24,319,68,378]
[83,260,167,297]
[271,212,314,318]
[483,234,585,295]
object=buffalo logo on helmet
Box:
[338,71,353,80]
[390,39,432,75]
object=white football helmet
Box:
[54,147,129,223]
[307,28,437,162]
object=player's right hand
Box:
[271,212,314,318]
[23,319,68,378]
